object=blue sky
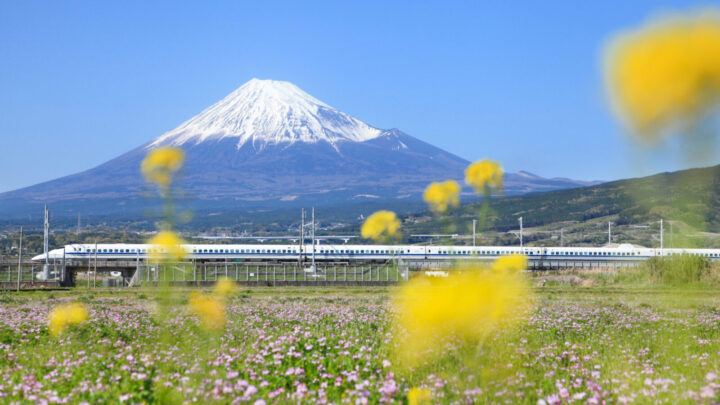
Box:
[0,0,712,192]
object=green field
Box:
[2,281,720,404]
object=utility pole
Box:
[16,226,23,292]
[660,219,664,252]
[608,222,612,245]
[560,228,564,247]
[77,213,81,237]
[519,217,523,249]
[472,219,477,247]
[670,221,673,247]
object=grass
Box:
[1,283,720,403]
[532,255,720,290]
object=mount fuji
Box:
[0,79,599,222]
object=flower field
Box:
[1,288,720,404]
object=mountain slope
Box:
[0,79,598,221]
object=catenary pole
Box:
[660,219,664,254]
[94,241,98,288]
[311,207,316,272]
[519,217,523,249]
[472,219,477,247]
[16,226,23,291]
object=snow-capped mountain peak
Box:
[150,78,383,149]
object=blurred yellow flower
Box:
[465,160,503,194]
[141,146,185,188]
[605,11,720,136]
[48,302,88,337]
[393,255,534,365]
[215,277,238,296]
[492,254,528,274]
[189,293,226,331]
[361,210,401,241]
[148,231,187,263]
[423,180,461,213]
[407,387,432,405]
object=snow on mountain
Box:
[150,79,382,149]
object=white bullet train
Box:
[31,243,720,263]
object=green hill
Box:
[396,164,720,248]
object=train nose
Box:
[32,253,46,261]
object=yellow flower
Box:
[148,231,187,263]
[214,277,238,297]
[393,255,534,366]
[423,180,461,213]
[189,293,226,331]
[491,254,528,274]
[605,11,720,136]
[407,387,432,405]
[361,210,401,241]
[465,160,503,194]
[48,302,88,337]
[141,146,185,188]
